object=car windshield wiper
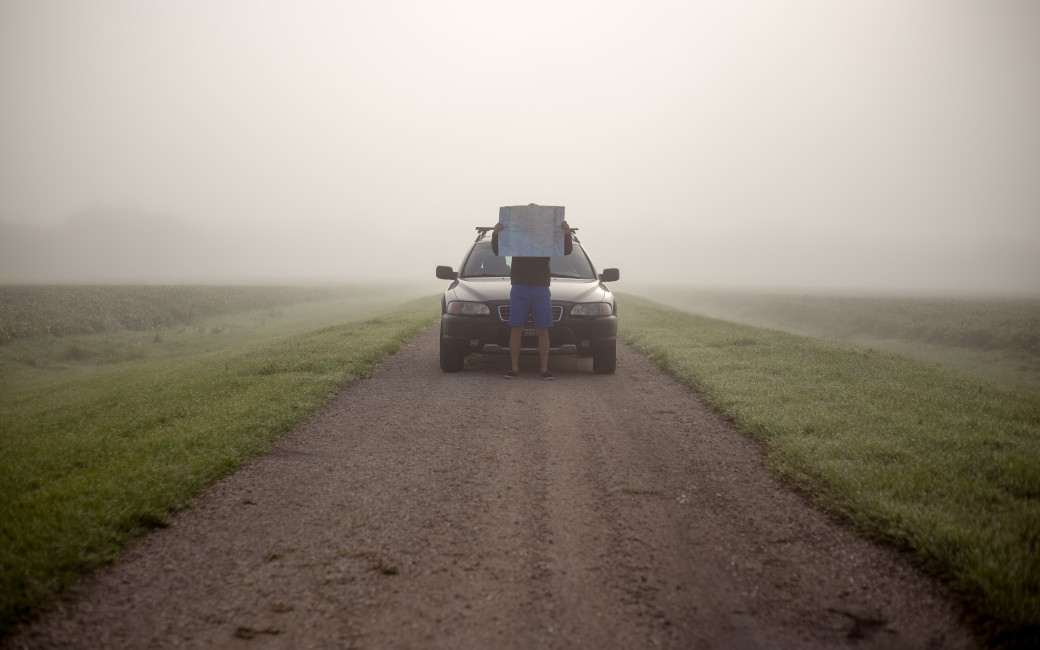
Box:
[462,273,507,278]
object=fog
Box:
[2,0,1038,294]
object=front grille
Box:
[498,305,564,324]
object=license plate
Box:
[522,327,538,337]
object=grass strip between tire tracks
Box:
[0,296,438,635]
[619,295,1040,648]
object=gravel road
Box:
[6,327,977,649]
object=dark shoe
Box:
[540,371,554,381]
[504,370,519,379]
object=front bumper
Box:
[440,307,617,356]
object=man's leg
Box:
[507,285,532,377]
[509,326,523,373]
[537,328,549,373]
[529,286,554,378]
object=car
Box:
[435,226,620,374]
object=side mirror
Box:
[436,265,459,281]
[598,268,620,282]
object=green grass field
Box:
[633,286,1040,393]
[618,294,1040,647]
[0,286,438,634]
[0,285,373,344]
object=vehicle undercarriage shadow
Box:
[463,351,590,376]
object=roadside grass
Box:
[0,293,438,635]
[632,286,1040,392]
[618,294,1040,647]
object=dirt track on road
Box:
[6,327,977,649]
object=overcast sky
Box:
[1,0,1038,292]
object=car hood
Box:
[448,278,612,304]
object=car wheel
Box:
[439,334,465,372]
[593,341,617,374]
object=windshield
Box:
[461,241,596,279]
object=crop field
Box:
[0,285,439,634]
[0,285,368,344]
[619,294,1040,646]
[0,285,421,374]
[633,286,1040,393]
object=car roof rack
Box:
[474,226,580,242]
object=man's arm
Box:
[561,221,573,256]
[491,222,504,256]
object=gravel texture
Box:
[5,327,977,649]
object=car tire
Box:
[439,334,465,372]
[593,341,617,374]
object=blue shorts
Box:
[509,285,553,328]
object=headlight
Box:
[570,303,613,317]
[446,301,491,316]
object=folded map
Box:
[496,205,566,257]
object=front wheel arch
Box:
[439,326,465,373]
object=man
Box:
[491,219,573,380]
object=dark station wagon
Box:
[436,227,620,374]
